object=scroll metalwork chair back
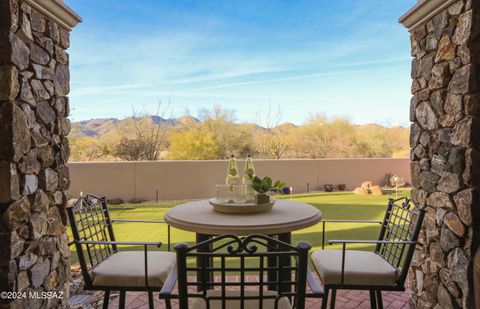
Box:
[374,197,425,288]
[68,195,117,285]
[67,195,175,309]
[313,197,426,309]
[174,234,311,309]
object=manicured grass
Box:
[69,190,411,264]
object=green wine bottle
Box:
[243,154,256,202]
[243,154,256,184]
[226,154,240,185]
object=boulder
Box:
[370,186,383,195]
[353,187,367,195]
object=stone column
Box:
[400,0,479,308]
[0,0,80,308]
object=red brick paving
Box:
[105,274,411,309]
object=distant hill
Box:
[71,116,200,138]
[70,116,407,140]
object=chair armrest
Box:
[77,240,162,247]
[111,219,166,224]
[320,220,382,249]
[159,264,178,297]
[321,220,382,224]
[306,269,324,297]
[328,240,416,245]
[110,219,173,251]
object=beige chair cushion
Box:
[311,249,399,286]
[91,251,176,288]
[191,290,292,309]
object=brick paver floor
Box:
[101,274,411,309]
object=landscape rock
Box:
[353,187,367,195]
[369,185,383,195]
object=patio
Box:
[65,191,414,308]
[69,273,412,309]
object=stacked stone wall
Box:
[408,0,480,308]
[0,0,71,307]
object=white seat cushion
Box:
[311,250,399,286]
[191,290,292,309]
[91,251,176,288]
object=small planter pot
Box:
[324,184,334,192]
[338,184,346,191]
[256,194,271,205]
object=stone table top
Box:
[164,199,322,235]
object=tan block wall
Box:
[68,158,410,202]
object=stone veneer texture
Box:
[408,0,480,308]
[0,0,72,308]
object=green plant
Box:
[251,176,285,195]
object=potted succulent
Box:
[251,176,285,204]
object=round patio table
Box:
[164,199,322,292]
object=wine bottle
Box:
[243,154,256,184]
[226,154,240,185]
[243,154,256,202]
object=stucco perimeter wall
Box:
[67,158,410,202]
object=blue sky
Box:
[68,1,415,126]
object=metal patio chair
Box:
[311,197,425,309]
[67,195,175,309]
[160,234,320,309]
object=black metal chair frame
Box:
[160,234,319,309]
[67,194,172,309]
[317,197,425,309]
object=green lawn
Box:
[69,190,411,264]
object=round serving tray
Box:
[209,198,275,214]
